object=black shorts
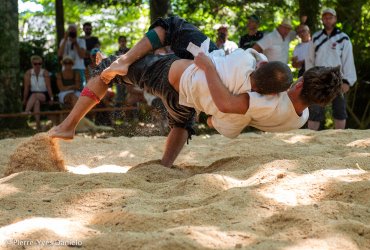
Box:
[93,54,196,132]
[308,94,347,121]
[149,16,218,59]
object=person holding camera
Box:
[215,25,238,55]
[58,24,87,89]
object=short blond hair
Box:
[30,55,42,63]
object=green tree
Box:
[0,0,26,128]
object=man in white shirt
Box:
[305,8,356,130]
[58,24,87,89]
[292,24,311,77]
[215,25,238,55]
[253,18,296,63]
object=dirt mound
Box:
[4,133,65,176]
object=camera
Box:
[68,31,77,38]
[218,32,226,42]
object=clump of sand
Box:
[4,133,65,176]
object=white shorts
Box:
[58,90,81,104]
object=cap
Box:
[248,14,260,23]
[322,8,336,16]
[280,18,292,29]
[90,48,100,56]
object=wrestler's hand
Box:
[194,52,214,71]
[100,57,129,84]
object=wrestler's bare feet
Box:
[47,125,75,140]
[100,57,129,84]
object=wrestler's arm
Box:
[161,127,188,167]
[207,116,213,128]
[194,53,249,114]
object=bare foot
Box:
[47,125,75,140]
[100,58,129,84]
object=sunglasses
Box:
[63,61,73,65]
[33,62,42,66]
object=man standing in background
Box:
[239,14,263,49]
[305,8,356,130]
[82,22,100,69]
[215,25,238,55]
[292,24,311,77]
[253,18,296,63]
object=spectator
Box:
[253,18,296,63]
[81,22,100,68]
[215,25,238,55]
[86,48,101,80]
[115,35,130,56]
[306,8,356,130]
[292,24,311,77]
[23,55,54,130]
[114,35,130,108]
[58,23,87,88]
[56,56,81,109]
[239,14,264,49]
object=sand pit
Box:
[0,129,369,249]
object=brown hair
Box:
[253,61,293,94]
[300,66,342,106]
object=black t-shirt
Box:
[85,36,100,51]
[115,47,130,56]
[83,36,100,66]
[239,31,264,49]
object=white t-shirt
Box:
[212,92,308,138]
[257,29,296,63]
[59,38,86,70]
[179,48,308,138]
[179,48,254,117]
[293,42,310,66]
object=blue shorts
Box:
[308,94,347,121]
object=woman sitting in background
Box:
[56,56,81,109]
[23,55,53,130]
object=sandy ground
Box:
[0,129,369,250]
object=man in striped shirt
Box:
[305,8,356,130]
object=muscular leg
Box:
[101,26,165,83]
[48,76,108,139]
[307,120,320,130]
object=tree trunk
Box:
[149,0,171,23]
[298,0,320,32]
[55,0,65,48]
[0,0,25,128]
[335,0,365,38]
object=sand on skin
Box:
[0,129,369,249]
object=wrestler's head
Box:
[252,61,293,94]
[300,66,342,106]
